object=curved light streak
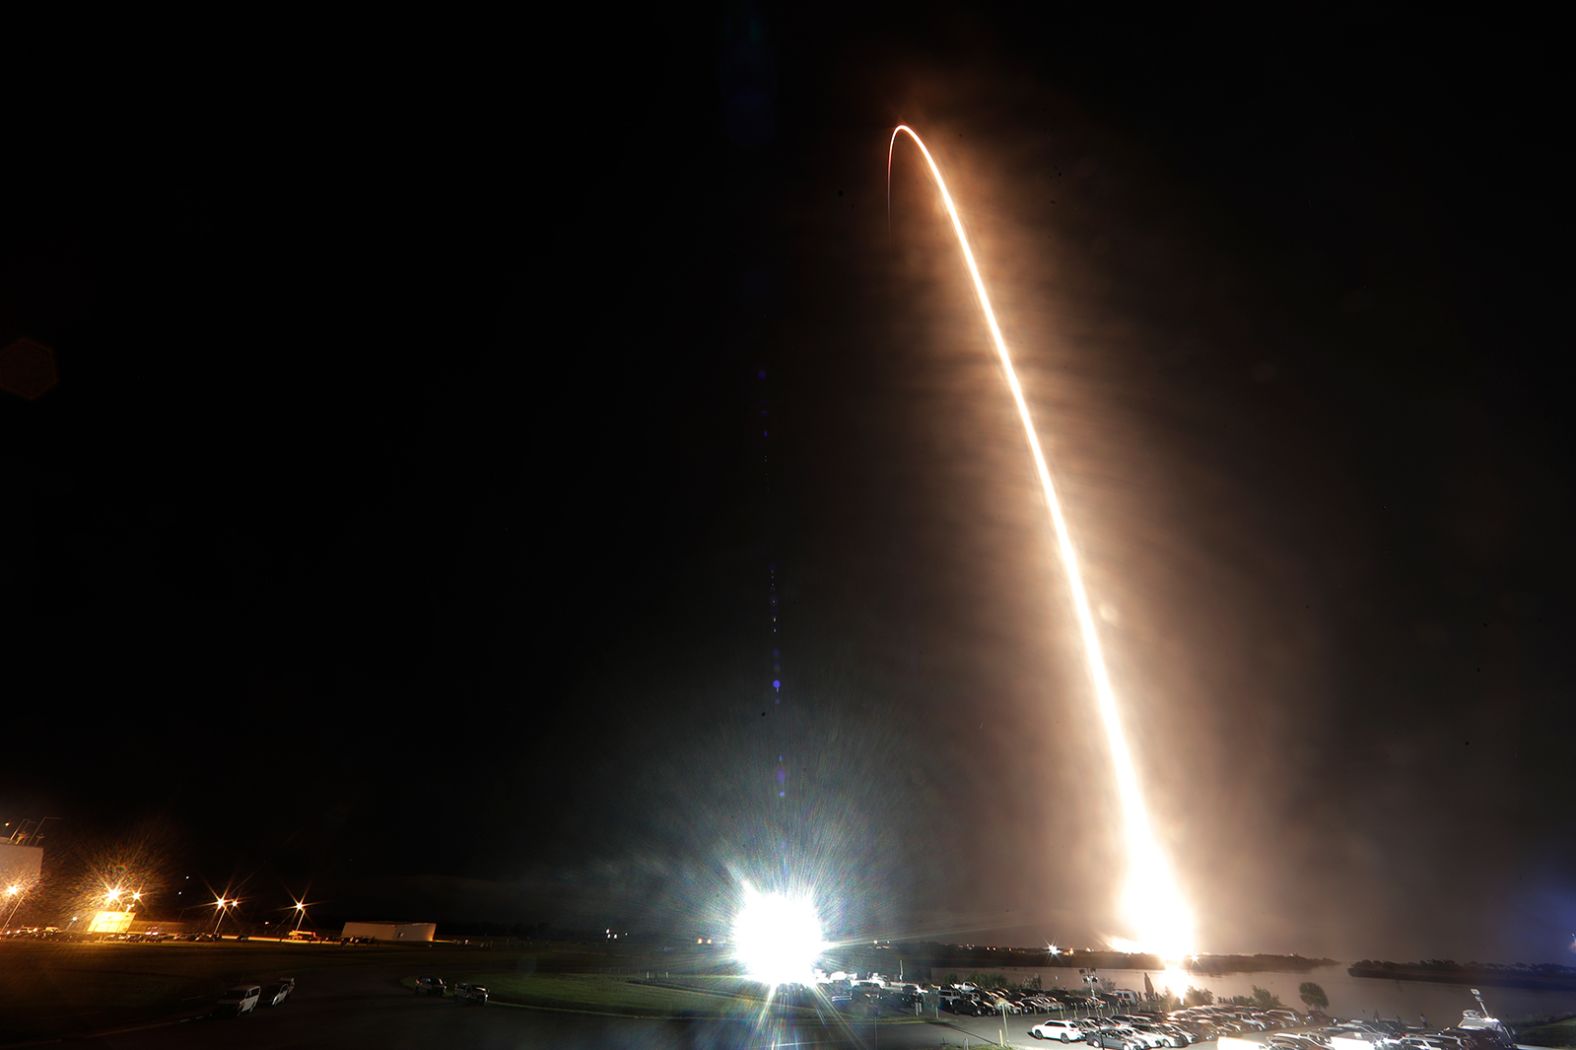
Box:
[888,124,1195,961]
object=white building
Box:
[340,920,436,942]
[0,841,43,888]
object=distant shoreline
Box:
[834,943,1335,976]
[1348,962,1576,992]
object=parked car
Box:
[1033,1018,1090,1042]
[215,985,262,1016]
[265,978,295,1007]
[1089,1028,1148,1050]
[454,982,489,1005]
[1133,1023,1188,1047]
[1402,1038,1463,1050]
[1117,1025,1170,1048]
[414,976,447,996]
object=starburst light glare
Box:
[731,884,827,987]
[888,124,1196,960]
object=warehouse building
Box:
[0,840,44,888]
[340,920,436,942]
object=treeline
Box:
[1349,960,1576,991]
[830,942,1333,976]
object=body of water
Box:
[963,965,1576,1026]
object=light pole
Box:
[2,884,25,930]
[212,898,230,936]
[1082,968,1102,1022]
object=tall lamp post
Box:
[2,884,25,930]
[1082,968,1102,1022]
[212,898,231,936]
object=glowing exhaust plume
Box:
[731,883,827,987]
[888,124,1195,961]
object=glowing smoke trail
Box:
[888,124,1195,961]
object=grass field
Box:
[0,939,930,1042]
[0,939,549,1043]
[1521,1016,1576,1047]
[440,972,795,1019]
[447,971,938,1027]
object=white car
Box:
[1118,1025,1170,1048]
[1033,1018,1090,1042]
[1089,1029,1148,1050]
[454,982,489,1005]
[265,978,295,1006]
[1133,1024,1187,1047]
[216,985,262,1016]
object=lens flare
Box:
[888,124,1195,961]
[731,883,827,987]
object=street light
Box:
[2,883,26,930]
[1082,967,1103,1021]
[213,898,231,936]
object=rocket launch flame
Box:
[887,124,1195,962]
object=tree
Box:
[1184,987,1215,1007]
[1299,982,1329,1011]
[1252,986,1284,1010]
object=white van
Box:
[217,985,262,1016]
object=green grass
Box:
[1520,1016,1576,1047]
[0,939,542,1042]
[447,972,808,1019]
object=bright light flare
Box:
[889,124,1196,961]
[731,884,827,988]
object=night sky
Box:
[3,9,1570,962]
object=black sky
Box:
[2,9,1570,961]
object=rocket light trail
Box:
[887,124,1196,962]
